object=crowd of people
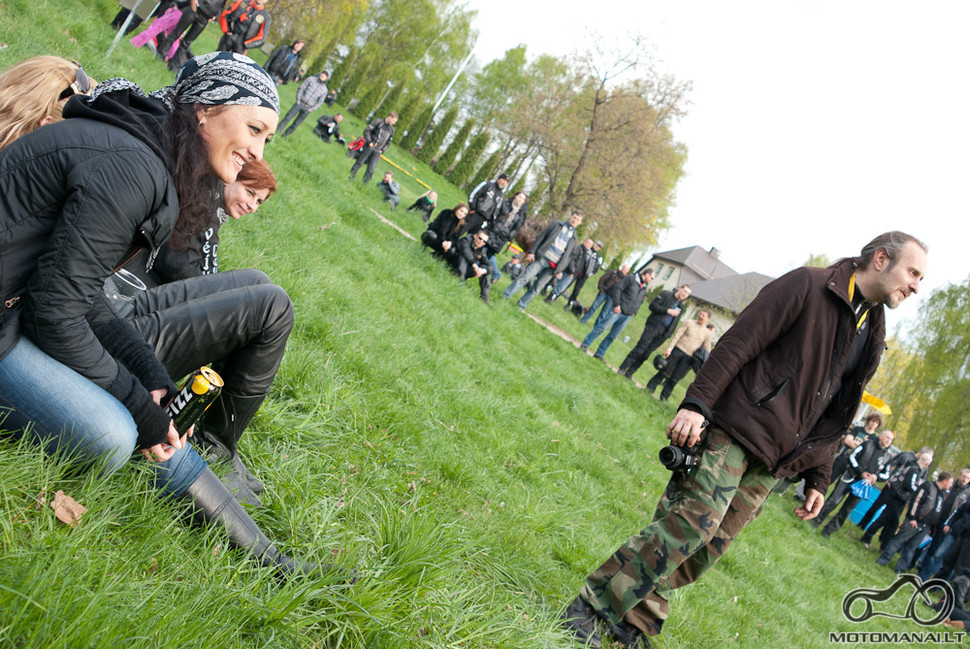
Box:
[4,12,965,647]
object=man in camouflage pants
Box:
[562,232,929,648]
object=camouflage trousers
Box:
[580,427,777,636]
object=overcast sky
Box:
[463,0,969,327]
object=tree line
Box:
[270,0,690,266]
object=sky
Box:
[462,0,969,328]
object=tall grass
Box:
[0,3,954,647]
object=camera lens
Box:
[659,445,686,470]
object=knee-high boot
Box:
[182,466,311,576]
[196,391,267,497]
[182,466,359,582]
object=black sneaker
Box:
[561,596,602,647]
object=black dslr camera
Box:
[658,444,701,471]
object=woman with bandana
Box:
[0,53,343,579]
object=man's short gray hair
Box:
[857,231,927,270]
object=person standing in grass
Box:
[563,232,927,648]
[349,111,397,184]
[579,267,654,361]
[279,70,329,138]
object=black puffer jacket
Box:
[0,88,179,447]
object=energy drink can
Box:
[165,367,224,435]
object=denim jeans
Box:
[919,531,958,580]
[549,273,575,300]
[0,336,206,497]
[581,293,611,324]
[488,254,501,282]
[503,259,548,302]
[583,308,634,358]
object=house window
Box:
[655,263,663,276]
[664,266,674,280]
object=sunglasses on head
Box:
[59,64,90,101]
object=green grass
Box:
[0,2,960,647]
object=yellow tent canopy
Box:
[861,391,892,415]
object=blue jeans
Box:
[503,259,554,306]
[488,254,501,282]
[581,293,611,324]
[919,532,957,580]
[582,308,632,357]
[0,336,206,497]
[550,274,575,300]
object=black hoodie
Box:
[0,87,179,447]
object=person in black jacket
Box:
[561,239,603,309]
[421,203,472,257]
[406,190,438,223]
[879,472,953,571]
[313,112,345,144]
[158,0,228,57]
[617,284,692,379]
[580,268,654,359]
[468,173,509,222]
[263,39,304,85]
[581,265,629,324]
[860,450,934,549]
[446,230,492,302]
[349,111,397,184]
[483,190,528,280]
[0,53,336,579]
[218,0,271,54]
[815,429,895,537]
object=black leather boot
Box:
[182,467,359,583]
[196,392,267,495]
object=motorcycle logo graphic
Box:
[842,574,954,626]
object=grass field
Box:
[0,2,960,647]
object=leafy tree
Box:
[339,59,370,105]
[394,93,423,138]
[400,104,434,153]
[380,80,407,117]
[868,277,970,468]
[271,0,367,78]
[434,117,475,174]
[448,130,489,185]
[417,105,458,165]
[470,148,502,191]
[803,253,831,268]
[352,70,391,117]
[329,45,359,93]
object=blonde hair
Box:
[0,56,86,151]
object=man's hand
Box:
[909,519,918,529]
[667,409,707,447]
[663,347,672,358]
[141,422,186,463]
[613,306,622,314]
[525,253,536,263]
[442,241,452,252]
[668,307,681,317]
[795,489,824,521]
[862,472,877,485]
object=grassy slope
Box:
[0,2,954,647]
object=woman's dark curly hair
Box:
[165,103,223,249]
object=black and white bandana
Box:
[157,52,279,114]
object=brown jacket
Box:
[682,259,885,494]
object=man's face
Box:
[472,232,488,249]
[675,286,692,301]
[918,455,934,469]
[959,470,970,486]
[568,212,583,228]
[293,41,305,52]
[870,241,927,309]
[320,72,329,82]
[334,114,343,122]
[620,265,630,275]
[941,477,955,491]
[387,115,398,125]
[865,418,880,433]
[878,431,895,449]
[497,178,508,190]
[582,239,594,250]
[697,311,710,326]
[383,173,392,182]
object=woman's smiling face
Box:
[196,104,278,183]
